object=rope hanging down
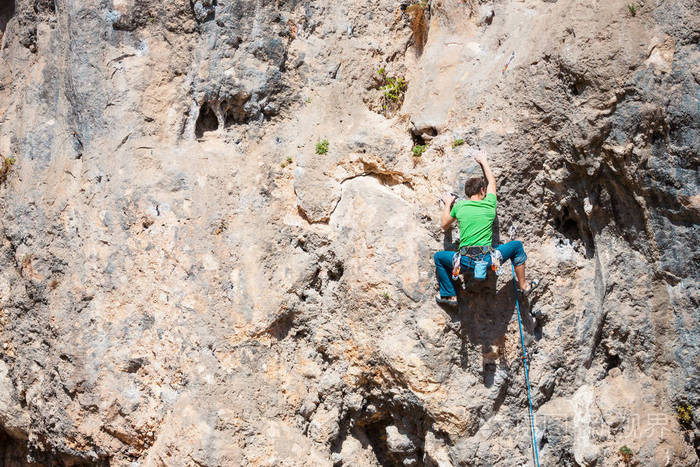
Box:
[511,263,541,467]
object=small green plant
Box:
[452,138,465,148]
[412,144,427,157]
[280,156,293,168]
[627,3,637,16]
[619,446,633,465]
[315,139,329,155]
[381,76,407,102]
[382,291,390,301]
[1,155,15,183]
[677,404,694,429]
[375,67,407,114]
[305,96,311,104]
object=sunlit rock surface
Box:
[0,0,698,465]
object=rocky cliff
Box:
[0,0,698,465]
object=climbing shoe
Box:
[530,309,545,321]
[435,295,458,307]
[518,279,541,298]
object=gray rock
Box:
[0,0,697,465]
[386,425,415,453]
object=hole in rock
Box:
[33,0,55,14]
[553,205,595,257]
[309,266,322,292]
[327,261,344,281]
[0,1,15,35]
[223,94,251,127]
[553,206,580,240]
[268,313,295,340]
[0,430,32,466]
[558,217,579,241]
[333,396,448,466]
[570,79,586,96]
[363,416,395,465]
[605,353,621,373]
[410,131,426,146]
[423,127,438,138]
[195,102,218,137]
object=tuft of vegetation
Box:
[1,155,15,183]
[280,156,293,168]
[406,2,429,53]
[315,139,329,155]
[677,404,694,429]
[376,67,407,114]
[412,144,427,157]
[619,446,633,465]
[628,3,637,16]
[381,76,407,102]
[452,138,465,148]
[382,291,390,301]
[305,96,311,104]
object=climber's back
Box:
[450,191,497,247]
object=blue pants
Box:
[434,240,528,298]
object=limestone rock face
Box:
[0,0,698,465]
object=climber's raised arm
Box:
[440,193,457,230]
[474,151,496,195]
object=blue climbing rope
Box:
[512,262,541,467]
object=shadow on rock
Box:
[441,268,541,384]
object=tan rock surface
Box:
[0,0,698,465]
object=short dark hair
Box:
[464,177,486,197]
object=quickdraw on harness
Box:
[451,246,505,280]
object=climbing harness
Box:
[452,247,491,280]
[451,246,505,280]
[512,262,541,467]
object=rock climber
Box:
[434,151,539,307]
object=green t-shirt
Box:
[450,193,497,247]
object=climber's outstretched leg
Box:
[493,240,539,295]
[434,251,458,306]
